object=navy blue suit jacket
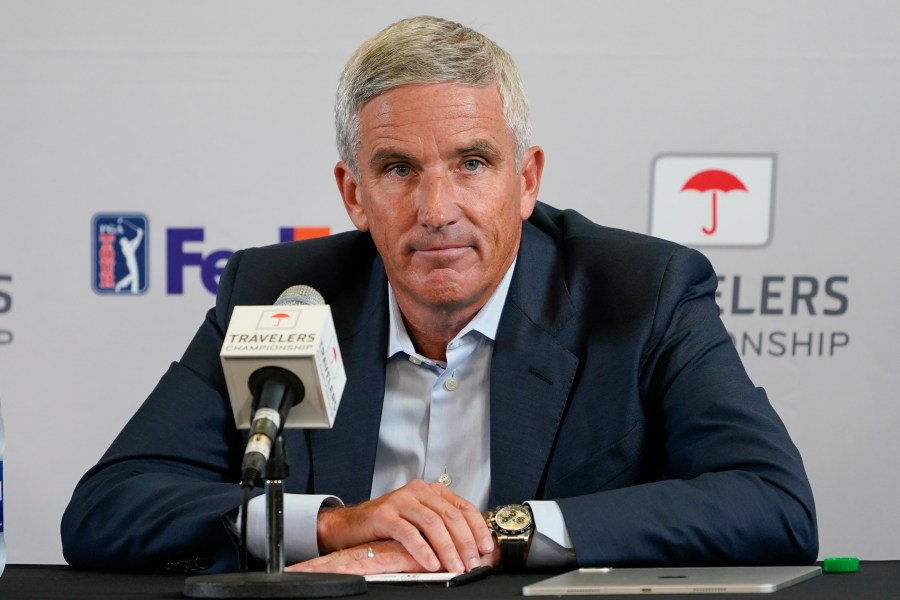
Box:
[61,203,817,573]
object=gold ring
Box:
[366,546,375,559]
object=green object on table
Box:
[823,557,860,573]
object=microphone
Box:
[240,367,302,487]
[220,285,347,487]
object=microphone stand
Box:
[183,433,366,598]
[265,435,287,574]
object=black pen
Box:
[447,566,494,587]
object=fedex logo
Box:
[650,154,775,247]
[167,226,331,294]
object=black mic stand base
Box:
[183,571,367,598]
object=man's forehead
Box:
[356,83,510,153]
[359,83,503,125]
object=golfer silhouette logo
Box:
[114,218,145,293]
[91,213,149,295]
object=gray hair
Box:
[335,15,532,176]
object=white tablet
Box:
[522,565,821,595]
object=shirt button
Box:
[444,378,459,391]
[437,470,452,486]
[408,356,422,365]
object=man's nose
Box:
[416,172,460,230]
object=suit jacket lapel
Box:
[490,222,579,505]
[310,255,389,504]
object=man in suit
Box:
[61,16,817,575]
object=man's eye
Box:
[463,159,482,172]
[391,165,411,177]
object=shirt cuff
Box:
[526,500,577,568]
[245,493,343,564]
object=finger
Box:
[390,483,481,572]
[375,512,443,571]
[287,541,423,576]
[420,482,493,570]
[384,486,465,572]
[424,492,480,571]
[289,544,371,572]
[433,484,496,558]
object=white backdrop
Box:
[1,0,898,564]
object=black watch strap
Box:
[499,537,527,572]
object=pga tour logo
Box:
[92,213,149,294]
[650,154,775,247]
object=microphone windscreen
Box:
[275,285,325,307]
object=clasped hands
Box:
[285,479,499,575]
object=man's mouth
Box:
[410,242,474,265]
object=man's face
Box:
[335,83,543,318]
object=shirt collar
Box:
[387,258,517,359]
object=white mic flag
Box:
[220,285,346,432]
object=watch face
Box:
[493,504,533,535]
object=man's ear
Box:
[518,146,545,220]
[334,161,369,231]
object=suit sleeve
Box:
[556,247,818,566]
[61,251,257,573]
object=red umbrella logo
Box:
[269,312,291,327]
[681,169,747,235]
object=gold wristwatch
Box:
[486,503,535,572]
